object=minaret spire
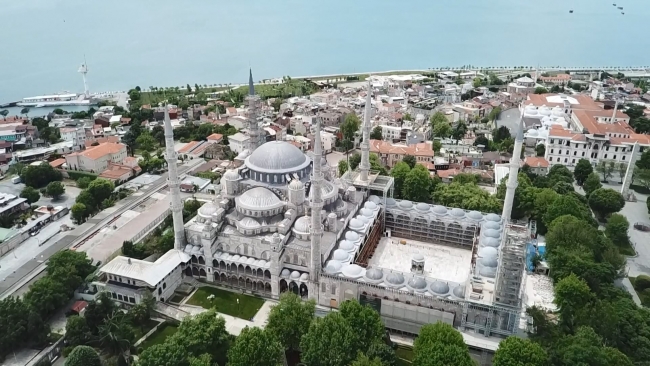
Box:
[248,68,255,96]
[163,106,186,249]
[245,69,262,152]
[310,118,324,283]
[502,111,525,221]
[359,79,372,182]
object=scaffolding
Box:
[494,223,528,309]
[384,207,478,248]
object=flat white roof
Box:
[229,132,250,142]
[23,93,77,100]
[523,273,556,311]
[100,249,190,287]
[370,237,472,284]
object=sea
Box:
[1,0,648,114]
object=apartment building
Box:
[60,127,86,149]
[369,139,435,168]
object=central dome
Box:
[245,141,311,173]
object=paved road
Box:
[0,160,200,299]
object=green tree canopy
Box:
[20,186,40,204]
[535,144,545,157]
[86,178,115,205]
[338,160,349,177]
[605,214,631,252]
[412,323,474,366]
[20,163,63,188]
[351,354,383,366]
[493,336,548,366]
[227,327,284,366]
[635,149,650,169]
[433,121,452,138]
[136,130,157,151]
[432,182,502,213]
[548,164,574,185]
[390,162,411,199]
[71,203,88,224]
[65,316,92,348]
[402,164,431,202]
[370,126,383,140]
[64,345,101,366]
[543,194,595,229]
[573,158,593,185]
[583,172,602,197]
[429,112,447,129]
[588,188,624,220]
[45,181,65,199]
[169,310,229,362]
[138,342,190,366]
[266,292,315,351]
[300,312,357,366]
[402,155,416,169]
[339,300,385,351]
[554,273,594,332]
[492,126,511,143]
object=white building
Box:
[228,132,251,154]
[60,127,86,149]
[65,142,128,173]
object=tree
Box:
[432,140,442,153]
[534,87,549,94]
[227,327,284,366]
[588,188,625,220]
[169,310,229,362]
[20,186,40,204]
[617,162,628,184]
[84,292,117,333]
[583,172,602,197]
[65,316,92,348]
[20,163,63,188]
[543,193,595,229]
[136,131,157,152]
[429,112,447,129]
[64,346,101,366]
[432,182,502,213]
[341,114,361,164]
[98,312,134,363]
[554,273,594,332]
[349,153,362,170]
[552,181,574,195]
[338,160,349,177]
[138,342,190,366]
[605,214,631,252]
[573,158,593,185]
[76,176,93,189]
[595,160,615,183]
[474,135,489,147]
[636,149,650,169]
[390,162,411,199]
[45,181,65,199]
[402,164,431,202]
[402,155,416,169]
[493,337,548,366]
[266,292,315,351]
[433,121,452,139]
[413,323,474,366]
[370,126,382,140]
[87,179,115,205]
[71,203,88,223]
[339,300,385,351]
[488,106,502,121]
[492,126,511,143]
[300,312,357,366]
[548,164,574,185]
[21,107,30,118]
[0,109,8,120]
[535,144,545,157]
[451,121,467,142]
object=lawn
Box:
[395,345,414,366]
[133,319,161,341]
[186,286,265,319]
[138,323,179,351]
[629,276,650,307]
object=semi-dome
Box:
[294,216,310,233]
[430,281,450,294]
[432,205,447,215]
[332,249,350,261]
[342,264,364,279]
[368,195,381,204]
[481,257,498,267]
[300,273,309,281]
[281,269,290,278]
[386,198,397,207]
[345,231,360,242]
[309,180,337,202]
[349,218,364,230]
[365,268,384,281]
[224,169,240,180]
[480,266,497,278]
[236,187,284,211]
[399,200,413,210]
[364,201,377,210]
[245,141,311,173]
[324,260,342,274]
[450,208,465,217]
[416,203,430,212]
[483,237,500,247]
[483,229,500,238]
[198,203,219,217]
[339,240,356,252]
[467,211,483,221]
[360,208,374,217]
[408,277,427,290]
[290,271,301,280]
[483,221,501,230]
[485,213,501,222]
[452,285,465,298]
[288,179,304,190]
[239,217,261,229]
[478,246,498,259]
[385,272,405,286]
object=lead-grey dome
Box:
[345,231,360,242]
[349,218,364,230]
[236,187,283,211]
[432,205,447,215]
[483,237,500,247]
[408,277,427,290]
[399,200,413,210]
[386,198,396,207]
[332,249,350,261]
[483,221,501,230]
[430,281,450,294]
[483,229,500,238]
[453,285,465,298]
[412,253,425,261]
[288,179,304,190]
[239,217,261,229]
[361,208,374,217]
[245,141,311,173]
[450,208,465,217]
[340,240,355,252]
[485,213,501,222]
[365,268,384,281]
[342,264,364,279]
[385,272,405,286]
[416,202,430,212]
[481,257,498,267]
[294,216,310,233]
[281,269,291,278]
[368,195,381,204]
[364,201,378,210]
[324,260,342,274]
[224,169,239,180]
[480,266,497,278]
[478,246,498,259]
[467,211,483,220]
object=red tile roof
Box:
[523,157,549,168]
[49,158,65,168]
[207,133,223,141]
[369,140,434,157]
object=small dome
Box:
[480,266,497,278]
[450,208,465,217]
[467,211,483,220]
[246,257,256,265]
[399,200,413,210]
[483,237,501,247]
[430,281,450,294]
[408,277,427,290]
[256,259,268,267]
[481,257,498,267]
[412,253,425,262]
[416,202,430,212]
[224,169,239,180]
[483,229,500,238]
[345,231,360,242]
[368,195,381,204]
[294,216,311,233]
[281,269,290,278]
[539,106,551,116]
[342,264,364,278]
[328,212,337,218]
[289,179,304,190]
[361,208,374,217]
[198,203,218,217]
[485,213,501,222]
[232,254,241,261]
[356,215,369,224]
[339,240,356,252]
[324,260,342,274]
[290,271,301,280]
[478,246,498,259]
[432,205,447,215]
[364,201,378,210]
[365,268,384,281]
[349,218,364,230]
[483,221,501,231]
[453,285,465,298]
[240,217,261,229]
[300,273,309,281]
[386,198,397,207]
[552,106,564,117]
[332,249,350,261]
[385,272,405,286]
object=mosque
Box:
[99,72,529,345]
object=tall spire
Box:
[502,112,525,221]
[248,68,255,96]
[310,118,324,283]
[359,79,372,182]
[163,106,186,249]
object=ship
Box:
[17,93,93,107]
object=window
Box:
[604,154,608,159]
[566,150,569,155]
[322,282,326,293]
[551,149,554,154]
[623,155,626,160]
[574,151,577,155]
[551,139,555,144]
[163,283,167,289]
[582,152,585,156]
[331,284,337,295]
[615,147,619,152]
[572,159,575,164]
[118,294,123,301]
[564,158,568,163]
[129,297,135,303]
[557,157,560,162]
[613,155,617,160]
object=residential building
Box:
[207,133,223,144]
[65,142,128,173]
[60,127,86,149]
[381,125,403,142]
[0,193,29,218]
[228,133,250,154]
[13,141,77,163]
[523,157,549,175]
[285,135,311,151]
[369,139,435,168]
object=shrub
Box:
[634,275,650,291]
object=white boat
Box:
[17,93,92,107]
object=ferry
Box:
[17,93,92,107]
[618,6,623,9]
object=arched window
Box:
[293,254,298,264]
[158,288,162,295]
[163,283,167,289]
[321,282,326,293]
[331,284,337,295]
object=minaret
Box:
[163,106,186,249]
[78,57,89,98]
[359,79,373,182]
[621,142,639,200]
[245,69,263,152]
[310,118,324,283]
[501,113,525,221]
